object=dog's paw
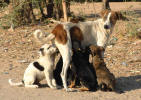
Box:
[50,86,58,89]
[33,85,39,88]
[65,88,76,92]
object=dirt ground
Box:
[0,2,141,100]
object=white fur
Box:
[104,12,112,29]
[9,44,59,89]
[33,11,119,91]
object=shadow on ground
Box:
[116,75,141,92]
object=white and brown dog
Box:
[33,10,128,91]
[9,43,59,89]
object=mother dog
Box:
[34,10,127,91]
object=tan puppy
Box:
[89,45,115,91]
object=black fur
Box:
[72,49,98,91]
[33,62,44,71]
[53,57,72,86]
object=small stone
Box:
[18,60,28,63]
[107,45,113,48]
[9,64,13,70]
[4,72,9,74]
[4,48,8,52]
[121,62,128,67]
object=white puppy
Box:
[9,43,59,89]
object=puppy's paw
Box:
[56,85,62,89]
[34,85,39,88]
[25,85,39,88]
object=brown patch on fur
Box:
[70,26,84,42]
[100,9,110,21]
[89,45,115,91]
[68,79,76,88]
[70,18,79,23]
[70,17,85,23]
[52,24,67,44]
[110,11,127,26]
[115,11,128,21]
[101,10,128,26]
[78,87,89,91]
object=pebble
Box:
[107,45,113,48]
[18,60,28,63]
[121,62,128,67]
[4,48,8,52]
[4,72,9,74]
[9,64,13,70]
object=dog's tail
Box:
[8,79,23,86]
[33,29,55,43]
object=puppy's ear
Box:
[39,48,45,56]
[90,45,97,54]
[115,11,129,21]
[89,54,93,63]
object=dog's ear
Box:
[115,11,129,21]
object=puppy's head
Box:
[89,45,105,57]
[39,43,57,56]
[88,45,105,63]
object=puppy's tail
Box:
[33,29,55,43]
[8,79,23,87]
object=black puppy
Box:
[70,49,98,91]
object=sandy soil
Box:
[0,2,141,100]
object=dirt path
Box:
[0,2,141,100]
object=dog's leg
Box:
[55,41,73,92]
[44,69,57,89]
[52,79,61,89]
[24,77,39,88]
[61,59,71,91]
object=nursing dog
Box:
[9,44,59,89]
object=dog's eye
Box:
[39,48,44,51]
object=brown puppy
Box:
[89,45,116,91]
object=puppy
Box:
[9,43,59,89]
[68,47,98,91]
[89,45,116,91]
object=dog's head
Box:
[100,10,128,29]
[39,43,57,56]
